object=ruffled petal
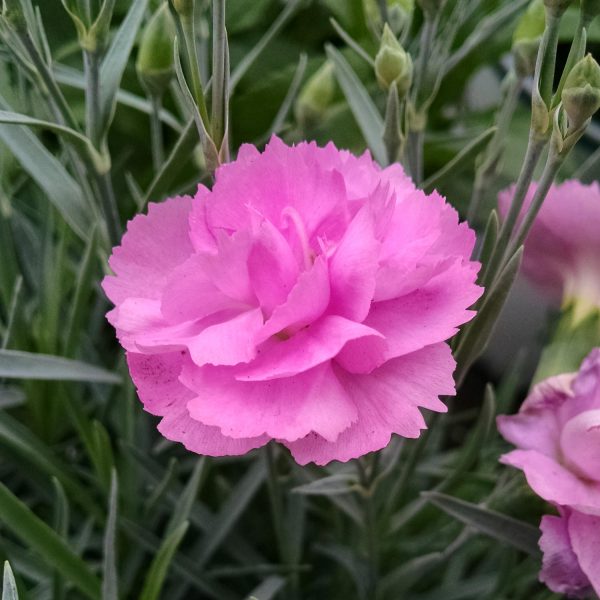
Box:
[569,510,600,596]
[183,360,357,442]
[285,343,454,465]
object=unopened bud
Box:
[543,0,572,17]
[173,0,193,18]
[294,61,336,129]
[417,0,446,17]
[561,54,600,129]
[375,24,413,98]
[136,3,176,97]
[512,0,545,77]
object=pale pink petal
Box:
[257,257,330,343]
[500,449,600,515]
[286,343,454,465]
[236,316,382,381]
[247,219,299,315]
[569,510,600,596]
[539,513,592,598]
[336,259,481,373]
[183,360,357,442]
[103,196,194,304]
[127,352,268,456]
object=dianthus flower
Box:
[498,349,600,598]
[499,180,600,309]
[103,137,481,465]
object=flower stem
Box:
[84,50,102,147]
[265,444,286,568]
[150,94,165,172]
[357,456,379,599]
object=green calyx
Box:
[136,2,176,97]
[375,24,413,98]
[561,54,600,128]
[173,0,194,18]
[61,0,116,53]
[295,60,336,129]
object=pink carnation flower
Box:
[497,348,600,597]
[103,137,481,465]
[499,181,600,307]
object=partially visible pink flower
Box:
[498,348,600,597]
[104,137,481,465]
[498,181,600,307]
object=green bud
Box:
[512,1,545,77]
[581,0,600,21]
[543,0,572,17]
[173,0,194,18]
[561,54,600,129]
[375,24,413,98]
[136,3,176,97]
[1,0,25,30]
[294,60,336,129]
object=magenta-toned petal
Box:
[127,352,268,456]
[186,308,264,367]
[188,186,217,253]
[539,513,592,598]
[497,375,573,461]
[572,348,600,408]
[247,219,299,315]
[328,204,381,322]
[257,256,330,343]
[500,449,600,515]
[184,360,357,442]
[103,196,194,304]
[236,316,382,382]
[336,259,481,373]
[285,343,454,465]
[106,298,164,351]
[160,253,251,323]
[569,510,600,596]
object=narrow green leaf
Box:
[325,44,387,166]
[478,210,499,269]
[1,276,22,351]
[102,470,118,600]
[245,576,286,600]
[91,421,115,490]
[99,0,149,128]
[329,17,374,67]
[0,386,25,409]
[0,482,102,599]
[138,521,189,600]
[423,127,497,191]
[292,473,358,496]
[2,562,18,600]
[197,460,267,568]
[165,457,205,537]
[423,491,542,557]
[51,478,69,600]
[0,349,121,384]
[0,98,89,240]
[230,0,302,90]
[0,110,108,172]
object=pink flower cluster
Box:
[499,180,600,307]
[498,349,600,598]
[104,137,481,465]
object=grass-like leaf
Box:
[102,470,119,600]
[423,491,542,557]
[0,350,121,384]
[2,562,18,600]
[245,575,286,600]
[0,482,102,599]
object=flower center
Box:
[560,409,600,482]
[282,206,315,270]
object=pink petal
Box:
[236,315,382,381]
[257,256,330,343]
[500,450,600,515]
[103,196,194,304]
[336,259,481,373]
[247,219,299,316]
[328,204,381,322]
[285,343,454,465]
[569,510,600,596]
[539,513,592,598]
[127,351,268,456]
[183,360,357,442]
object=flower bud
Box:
[543,0,572,16]
[561,54,600,129]
[294,60,336,129]
[136,3,176,97]
[375,24,413,98]
[173,0,194,18]
[512,0,545,77]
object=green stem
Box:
[83,50,102,147]
[357,457,379,599]
[265,444,286,567]
[180,13,210,128]
[211,0,228,154]
[94,172,120,247]
[407,129,424,184]
[150,94,165,172]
